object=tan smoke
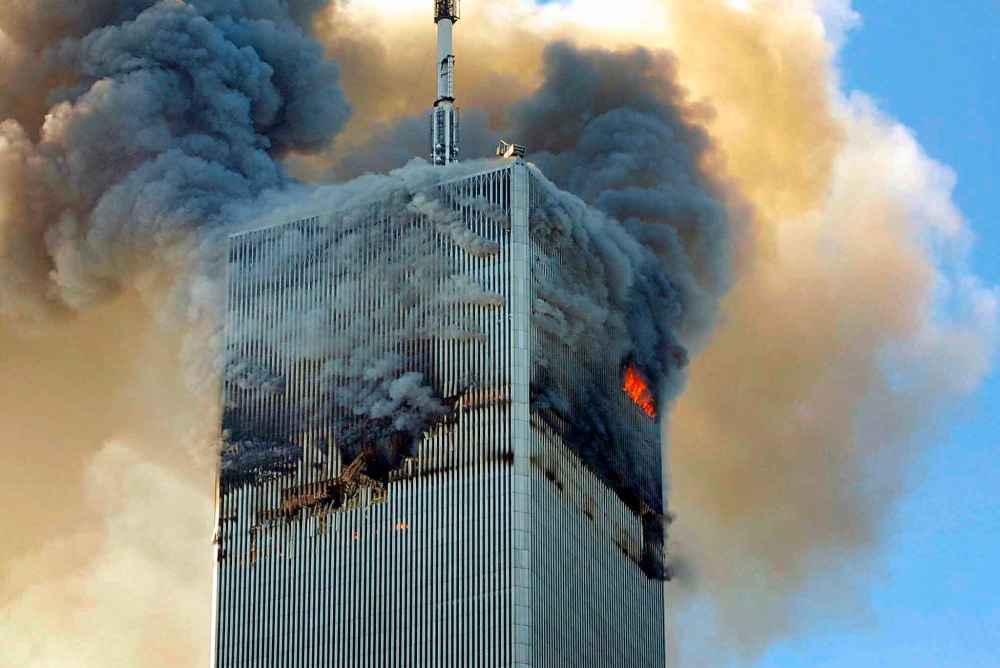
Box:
[661,1,996,663]
[318,2,544,129]
[664,0,846,220]
[0,295,217,667]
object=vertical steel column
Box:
[509,161,533,667]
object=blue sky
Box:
[759,3,1000,666]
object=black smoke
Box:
[508,42,732,344]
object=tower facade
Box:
[213,162,667,666]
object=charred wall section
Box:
[214,161,670,667]
[526,168,674,580]
[216,165,520,667]
[221,169,514,490]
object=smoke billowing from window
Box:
[221,158,692,583]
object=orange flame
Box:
[623,365,657,418]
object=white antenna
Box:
[430,0,460,165]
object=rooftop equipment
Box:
[496,140,527,159]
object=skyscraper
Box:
[213,4,667,666]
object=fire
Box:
[623,365,657,418]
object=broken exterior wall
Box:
[215,162,669,666]
[216,163,521,666]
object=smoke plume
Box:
[221,166,513,482]
[220,157,689,575]
[0,0,349,320]
[505,42,734,344]
[2,0,997,666]
[310,0,997,662]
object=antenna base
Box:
[434,0,460,22]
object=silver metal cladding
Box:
[214,164,666,666]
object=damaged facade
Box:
[214,161,670,667]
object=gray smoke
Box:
[330,109,498,181]
[307,41,734,538]
[508,43,734,345]
[527,167,686,508]
[322,42,733,345]
[221,162,511,482]
[1,2,731,594]
[216,40,733,580]
[0,0,349,321]
[218,156,690,577]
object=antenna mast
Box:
[431,0,460,165]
